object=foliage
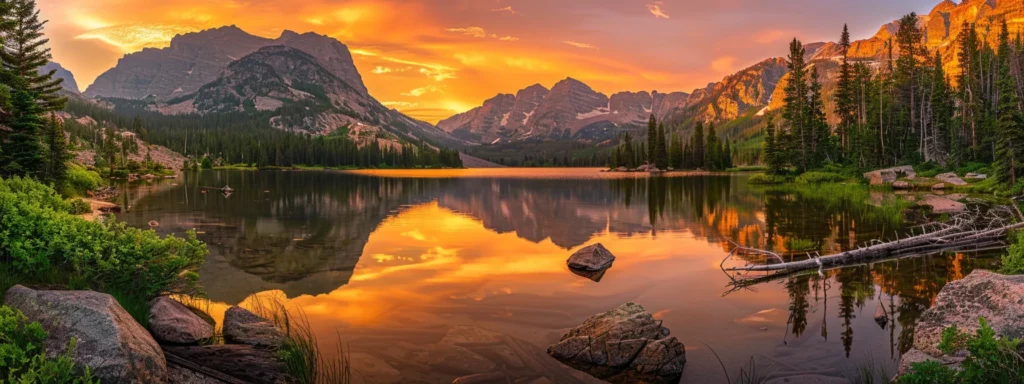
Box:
[247,297,351,384]
[65,198,91,215]
[748,174,789,185]
[0,305,97,384]
[902,317,1024,384]
[0,176,208,300]
[1001,230,1024,275]
[794,171,849,184]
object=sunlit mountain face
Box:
[41,0,938,123]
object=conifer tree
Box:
[43,112,69,185]
[655,123,669,169]
[763,113,786,175]
[682,142,692,169]
[1,89,44,177]
[668,133,682,169]
[995,20,1024,185]
[1,0,65,111]
[808,66,831,167]
[782,38,809,171]
[835,24,855,157]
[706,123,721,170]
[724,138,733,169]
[692,122,705,169]
[929,51,952,163]
[647,114,657,164]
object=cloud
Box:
[402,85,441,97]
[372,66,392,74]
[563,41,597,49]
[711,56,737,73]
[383,101,419,109]
[353,49,457,81]
[647,2,670,19]
[492,6,519,15]
[75,23,201,52]
[445,27,518,42]
[753,29,789,44]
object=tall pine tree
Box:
[43,112,69,185]
[655,123,669,169]
[995,20,1024,185]
[782,38,809,171]
[647,114,657,164]
[692,122,705,169]
[835,24,855,157]
[2,90,44,177]
[1,0,65,111]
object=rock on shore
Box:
[4,285,167,383]
[223,306,286,347]
[148,297,214,344]
[547,302,685,383]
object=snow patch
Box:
[522,110,535,125]
[172,87,183,94]
[500,112,511,127]
[643,106,652,114]
[756,106,769,116]
[491,138,501,144]
[576,107,610,120]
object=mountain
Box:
[439,79,692,144]
[41,62,79,95]
[87,26,463,147]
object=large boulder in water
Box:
[223,306,286,347]
[567,243,616,272]
[912,270,1024,356]
[147,296,214,344]
[3,285,167,383]
[547,302,685,383]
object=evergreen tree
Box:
[995,21,1024,185]
[692,122,705,169]
[764,113,786,174]
[807,66,832,167]
[782,38,809,171]
[1,90,43,177]
[1,0,65,111]
[835,24,856,157]
[669,133,682,169]
[655,123,669,169]
[682,142,693,169]
[928,51,953,163]
[724,138,734,169]
[647,114,657,164]
[42,113,69,185]
[706,123,721,170]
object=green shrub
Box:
[0,305,98,383]
[1002,230,1024,275]
[795,171,848,184]
[902,317,1024,384]
[0,176,208,300]
[66,199,92,215]
[749,174,788,185]
[784,238,816,251]
[62,164,102,197]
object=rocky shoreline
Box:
[4,285,293,383]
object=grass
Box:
[748,173,790,185]
[247,295,351,384]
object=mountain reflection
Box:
[115,170,997,381]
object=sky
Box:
[38,0,940,123]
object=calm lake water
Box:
[114,169,997,383]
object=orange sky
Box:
[39,0,939,123]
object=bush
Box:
[1002,230,1024,275]
[902,317,1024,383]
[749,174,789,185]
[66,199,92,215]
[62,164,102,197]
[0,176,208,300]
[795,171,848,184]
[0,305,98,383]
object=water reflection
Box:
[115,170,997,383]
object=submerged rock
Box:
[567,243,616,272]
[4,285,167,383]
[547,302,685,383]
[919,194,966,214]
[223,306,286,347]
[148,296,214,344]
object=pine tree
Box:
[995,20,1024,185]
[647,114,657,164]
[1,89,44,177]
[724,138,734,169]
[1,0,65,111]
[706,123,721,170]
[669,133,682,169]
[929,51,952,163]
[807,66,831,167]
[782,38,809,171]
[835,24,855,158]
[42,112,69,185]
[655,123,669,169]
[682,142,693,169]
[692,121,705,169]
[764,113,786,175]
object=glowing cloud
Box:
[402,85,441,97]
[381,101,419,109]
[563,40,597,49]
[75,24,201,52]
[445,27,518,42]
[647,2,670,19]
[711,56,737,73]
[492,6,519,15]
[372,66,392,74]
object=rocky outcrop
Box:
[4,285,167,383]
[437,93,517,143]
[223,306,286,347]
[147,297,214,344]
[935,172,967,186]
[547,302,685,383]
[566,243,616,272]
[912,270,1024,356]
[526,78,610,140]
[41,62,79,95]
[863,166,916,185]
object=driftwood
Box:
[721,206,1022,283]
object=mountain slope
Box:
[41,62,80,95]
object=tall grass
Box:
[247,295,351,384]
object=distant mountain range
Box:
[66,0,1023,150]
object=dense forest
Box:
[610,115,734,171]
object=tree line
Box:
[610,115,734,171]
[764,14,1024,186]
[0,0,72,188]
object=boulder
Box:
[547,302,685,383]
[919,194,966,214]
[863,166,916,185]
[163,345,292,384]
[931,183,946,190]
[147,296,214,344]
[636,164,652,172]
[935,172,967,186]
[893,181,912,190]
[566,243,616,272]
[4,285,167,383]
[965,173,988,180]
[614,166,627,172]
[912,270,1024,357]
[223,306,286,347]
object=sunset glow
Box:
[40,0,938,123]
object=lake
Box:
[114,168,996,383]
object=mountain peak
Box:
[279,30,301,40]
